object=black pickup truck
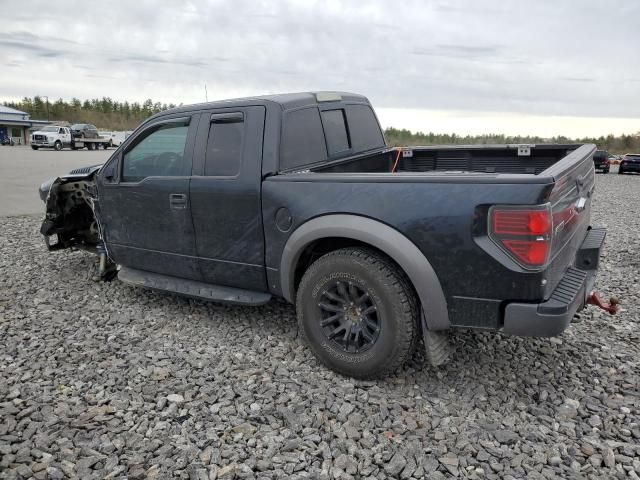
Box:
[39,92,611,379]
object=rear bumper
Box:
[503,227,606,337]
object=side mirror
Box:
[102,158,117,182]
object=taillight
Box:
[489,205,553,268]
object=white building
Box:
[0,106,49,145]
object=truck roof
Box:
[154,92,369,118]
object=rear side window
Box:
[321,109,350,155]
[205,119,244,176]
[345,105,385,151]
[281,107,327,170]
[122,123,188,182]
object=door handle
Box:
[169,193,187,209]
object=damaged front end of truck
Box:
[39,165,114,279]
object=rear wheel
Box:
[54,140,62,151]
[87,142,94,151]
[619,168,625,175]
[296,247,418,379]
[31,145,38,150]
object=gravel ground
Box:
[1,171,639,480]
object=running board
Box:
[118,267,272,306]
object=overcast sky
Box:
[2,0,639,137]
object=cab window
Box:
[321,109,350,155]
[122,123,189,182]
[280,107,327,170]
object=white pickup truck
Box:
[31,126,114,151]
[31,126,72,150]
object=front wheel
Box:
[31,145,38,150]
[619,168,624,175]
[296,247,418,379]
[54,140,62,151]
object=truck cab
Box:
[31,126,72,150]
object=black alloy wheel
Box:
[317,280,380,354]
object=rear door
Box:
[96,114,202,280]
[189,106,268,291]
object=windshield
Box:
[71,124,85,129]
[41,126,60,132]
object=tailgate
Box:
[541,144,596,297]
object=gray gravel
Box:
[1,169,639,480]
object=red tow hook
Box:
[586,291,620,314]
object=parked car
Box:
[98,131,128,147]
[98,131,114,147]
[37,92,612,379]
[619,154,640,174]
[70,123,99,139]
[593,150,610,173]
[31,126,72,151]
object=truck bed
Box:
[311,144,583,176]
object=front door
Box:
[189,106,267,291]
[96,114,202,280]
[59,127,71,146]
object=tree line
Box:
[384,127,640,154]
[3,96,179,131]
[3,97,639,152]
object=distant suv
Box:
[70,123,99,139]
[593,150,610,173]
[619,154,640,174]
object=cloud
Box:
[0,0,638,126]
[108,54,209,68]
[561,77,596,83]
[0,40,67,57]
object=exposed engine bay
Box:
[40,177,100,251]
[39,166,115,280]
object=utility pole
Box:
[43,95,50,121]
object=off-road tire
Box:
[54,140,62,151]
[296,247,419,379]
